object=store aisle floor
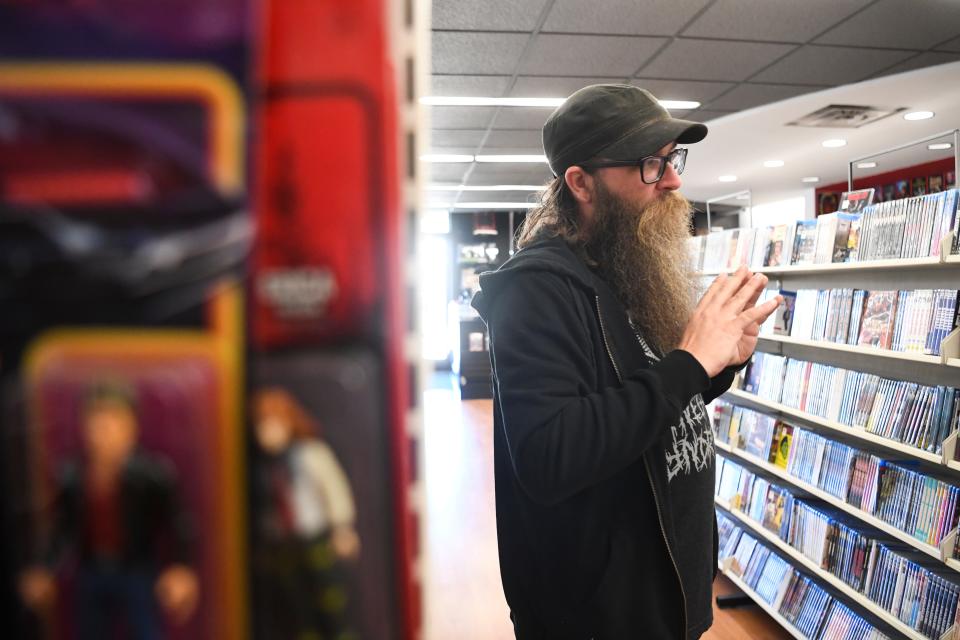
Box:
[421,373,790,640]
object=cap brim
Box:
[597,117,708,161]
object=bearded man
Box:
[472,84,781,640]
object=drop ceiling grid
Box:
[430,0,960,206]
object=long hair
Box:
[515,172,596,264]
[252,387,322,440]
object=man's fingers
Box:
[697,272,728,308]
[741,276,767,312]
[713,265,752,306]
[738,296,781,328]
[727,272,768,313]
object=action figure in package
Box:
[18,381,199,639]
[251,387,359,640]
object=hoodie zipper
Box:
[593,294,689,636]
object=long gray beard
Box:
[586,185,696,354]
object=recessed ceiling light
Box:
[822,139,847,148]
[763,160,784,168]
[420,154,474,163]
[474,155,547,163]
[801,177,820,183]
[427,184,544,191]
[452,202,538,209]
[928,143,953,150]
[718,175,737,183]
[857,162,877,169]
[419,96,702,110]
[904,111,934,121]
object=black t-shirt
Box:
[635,331,717,639]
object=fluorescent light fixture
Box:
[718,175,737,183]
[801,176,820,183]
[427,184,544,191]
[420,96,701,110]
[421,96,564,107]
[763,160,784,168]
[453,202,538,209]
[474,154,547,163]
[822,139,847,148]
[420,154,473,163]
[928,142,953,150]
[904,111,934,121]
[661,100,701,110]
[857,162,877,169]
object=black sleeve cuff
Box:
[647,349,711,411]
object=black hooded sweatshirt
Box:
[472,237,742,640]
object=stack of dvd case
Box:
[774,288,959,356]
[737,353,960,454]
[686,189,959,271]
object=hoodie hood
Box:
[471,238,597,322]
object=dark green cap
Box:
[542,84,708,177]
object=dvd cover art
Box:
[857,291,899,349]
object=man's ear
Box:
[564,166,595,205]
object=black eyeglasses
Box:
[581,147,687,184]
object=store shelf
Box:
[722,388,946,466]
[715,441,946,564]
[756,334,947,366]
[698,256,952,278]
[716,561,805,640]
[716,500,927,640]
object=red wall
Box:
[815,157,956,215]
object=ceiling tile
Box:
[935,35,960,53]
[751,45,915,85]
[428,147,479,156]
[467,164,552,185]
[430,106,497,129]
[640,39,796,81]
[869,51,960,79]
[428,164,470,183]
[510,75,624,97]
[815,0,960,50]
[706,83,817,111]
[490,108,554,130]
[431,0,547,31]
[541,0,712,36]
[519,34,668,76]
[484,129,544,148]
[682,0,873,43]
[431,130,488,148]
[432,32,530,74]
[431,75,513,97]
[684,110,737,123]
[629,78,737,104]
[456,191,542,204]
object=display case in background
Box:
[448,210,524,399]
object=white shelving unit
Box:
[717,500,927,640]
[716,561,806,640]
[715,441,946,563]
[722,388,946,465]
[700,256,945,277]
[755,334,948,367]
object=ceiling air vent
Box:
[788,104,904,128]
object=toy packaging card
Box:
[251,349,399,640]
